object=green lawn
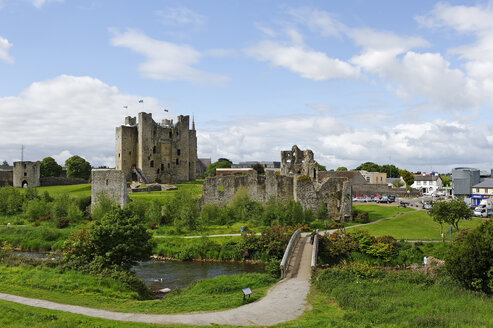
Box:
[32,180,204,202]
[36,184,91,198]
[351,210,485,240]
[0,263,276,315]
[352,204,415,222]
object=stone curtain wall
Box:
[201,170,294,206]
[40,177,88,186]
[201,170,352,221]
[353,184,420,197]
[0,171,13,186]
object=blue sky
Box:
[1,0,493,173]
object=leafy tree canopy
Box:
[1,160,8,166]
[336,167,347,171]
[399,169,414,186]
[318,164,327,171]
[356,162,380,172]
[441,175,452,187]
[205,160,231,177]
[65,155,91,180]
[40,156,62,178]
[252,163,265,174]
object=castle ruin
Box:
[115,112,197,184]
[201,145,352,221]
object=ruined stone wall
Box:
[13,161,40,188]
[201,170,294,206]
[295,177,352,221]
[91,169,127,209]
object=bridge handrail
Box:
[311,233,319,271]
[280,228,301,278]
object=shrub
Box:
[91,192,118,220]
[0,186,24,215]
[319,231,359,265]
[446,220,493,293]
[67,201,83,222]
[266,258,281,278]
[55,217,70,229]
[24,199,51,221]
[76,196,91,213]
[51,194,70,220]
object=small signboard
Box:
[242,287,252,296]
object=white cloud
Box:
[110,29,228,84]
[156,7,205,26]
[0,75,167,167]
[199,114,493,172]
[246,40,360,81]
[32,0,63,9]
[0,36,13,64]
[287,7,344,37]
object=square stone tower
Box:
[115,112,197,184]
[13,161,40,188]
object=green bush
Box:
[51,194,70,220]
[24,199,51,221]
[0,186,24,215]
[446,220,493,293]
[91,192,118,220]
[265,258,281,278]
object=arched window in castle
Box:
[153,146,156,154]
[169,132,172,138]
[176,159,179,165]
[177,149,181,156]
[150,160,154,168]
[161,164,164,170]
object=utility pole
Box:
[21,144,24,162]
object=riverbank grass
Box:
[0,263,276,314]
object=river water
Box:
[12,252,265,292]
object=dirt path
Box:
[0,238,313,326]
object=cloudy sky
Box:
[1,0,493,173]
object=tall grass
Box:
[0,226,72,251]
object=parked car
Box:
[378,195,389,203]
[388,195,395,203]
[422,202,432,210]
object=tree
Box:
[40,156,62,178]
[441,175,451,187]
[1,160,8,166]
[64,207,154,271]
[429,200,448,235]
[65,155,91,180]
[430,199,472,233]
[204,160,231,177]
[336,167,347,171]
[252,163,265,174]
[399,169,414,186]
[356,162,380,172]
[380,164,400,178]
[446,220,493,293]
[318,164,327,171]
[446,198,473,232]
[391,179,405,188]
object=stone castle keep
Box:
[116,112,197,184]
[201,145,353,221]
